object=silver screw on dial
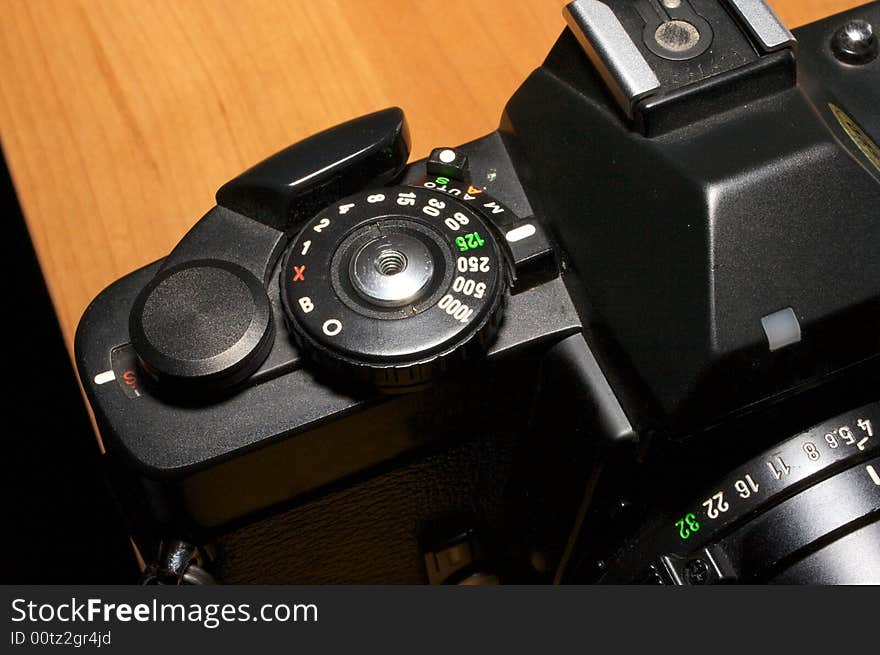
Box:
[349,232,435,307]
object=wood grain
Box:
[0,0,866,356]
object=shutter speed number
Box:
[419,196,473,232]
[299,294,475,329]
[294,193,493,332]
[442,256,493,324]
[296,297,343,336]
[458,256,490,273]
[439,276,487,324]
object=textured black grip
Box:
[217,431,518,584]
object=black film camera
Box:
[76,1,880,584]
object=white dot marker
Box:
[94,370,116,385]
[506,223,537,243]
[761,307,801,352]
[438,149,457,164]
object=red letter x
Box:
[293,265,306,282]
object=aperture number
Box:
[675,513,701,540]
[702,491,729,520]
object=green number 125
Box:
[455,232,485,252]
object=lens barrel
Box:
[600,401,880,584]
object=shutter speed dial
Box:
[280,186,507,388]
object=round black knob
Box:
[280,186,507,388]
[129,260,274,389]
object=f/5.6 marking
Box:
[824,420,872,451]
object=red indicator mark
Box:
[122,370,140,396]
[293,265,306,282]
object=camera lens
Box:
[596,401,880,584]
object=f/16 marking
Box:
[735,474,760,499]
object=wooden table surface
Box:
[0,0,865,357]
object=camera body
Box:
[76,1,880,583]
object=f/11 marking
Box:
[766,454,791,480]
[867,465,880,486]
